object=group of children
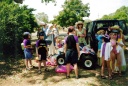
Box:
[22,24,127,79]
[97,25,127,80]
[23,30,63,74]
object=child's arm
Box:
[126,47,128,50]
[36,40,39,56]
[36,47,38,57]
[45,41,48,56]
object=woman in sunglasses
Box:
[75,21,87,48]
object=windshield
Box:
[119,21,128,35]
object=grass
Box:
[0,54,128,86]
[0,31,128,86]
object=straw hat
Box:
[76,21,84,26]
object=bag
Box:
[21,42,24,50]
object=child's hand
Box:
[126,47,128,50]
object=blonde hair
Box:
[97,30,105,35]
[56,38,61,43]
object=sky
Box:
[22,0,128,21]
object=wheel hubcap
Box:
[58,58,64,64]
[84,60,92,67]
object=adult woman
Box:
[64,26,80,79]
[75,21,87,47]
[46,24,55,56]
[53,24,59,46]
[42,23,48,40]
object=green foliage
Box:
[35,12,49,23]
[101,6,128,24]
[0,1,38,57]
[52,0,90,27]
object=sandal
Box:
[66,76,70,79]
[112,72,115,76]
[76,75,81,79]
[108,76,113,80]
[45,68,50,72]
[38,70,42,74]
[101,75,106,79]
[119,72,122,77]
[26,67,30,71]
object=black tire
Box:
[57,53,65,65]
[81,54,95,69]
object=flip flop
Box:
[108,76,113,80]
[101,75,106,79]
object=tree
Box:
[101,6,128,24]
[35,12,49,23]
[0,1,38,57]
[52,0,90,27]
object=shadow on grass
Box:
[96,59,128,86]
[0,55,25,79]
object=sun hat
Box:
[76,21,83,26]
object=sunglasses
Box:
[111,33,117,36]
[78,24,83,25]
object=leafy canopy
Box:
[52,0,90,27]
[101,6,128,23]
[0,1,38,57]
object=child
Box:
[55,38,64,54]
[23,32,34,70]
[96,30,105,52]
[100,35,112,80]
[36,31,49,74]
[56,38,63,48]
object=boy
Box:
[36,31,49,74]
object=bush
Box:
[0,1,38,57]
